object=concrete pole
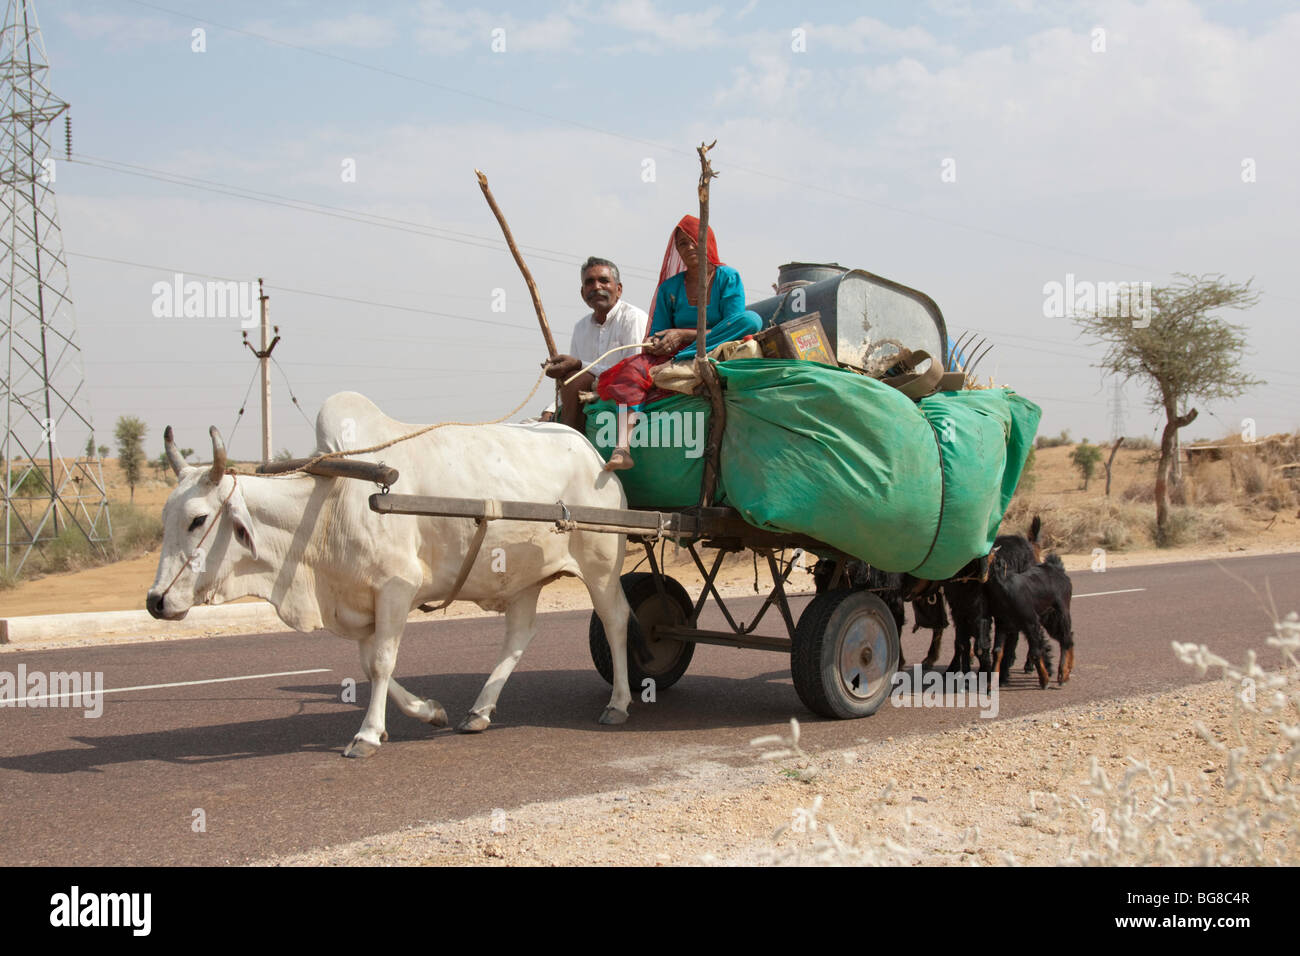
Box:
[259,278,271,462]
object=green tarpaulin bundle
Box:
[585,358,1040,580]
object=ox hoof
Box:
[426,701,449,727]
[343,736,381,759]
[457,713,491,734]
[598,706,628,726]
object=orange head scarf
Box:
[647,215,723,332]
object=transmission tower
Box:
[1107,377,1127,443]
[2,0,109,574]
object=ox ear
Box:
[226,493,259,561]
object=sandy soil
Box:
[263,675,1293,867]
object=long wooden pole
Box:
[475,169,558,359]
[259,279,271,462]
[693,141,724,508]
[694,140,717,363]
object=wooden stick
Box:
[692,141,725,509]
[694,140,718,363]
[475,169,558,359]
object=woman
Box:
[598,215,762,471]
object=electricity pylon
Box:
[2,0,110,574]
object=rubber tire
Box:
[791,589,900,719]
[589,572,696,691]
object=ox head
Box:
[146,426,260,620]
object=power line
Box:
[66,249,555,336]
[68,152,661,281]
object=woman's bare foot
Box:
[603,447,634,471]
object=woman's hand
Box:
[644,328,697,356]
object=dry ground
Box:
[264,676,1293,867]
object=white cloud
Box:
[242,14,399,50]
[594,0,727,51]
[416,1,582,54]
[810,16,956,57]
[55,11,175,51]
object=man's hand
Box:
[544,354,583,380]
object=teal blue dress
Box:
[649,267,763,359]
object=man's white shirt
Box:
[570,298,648,377]
[544,299,646,416]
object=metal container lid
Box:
[775,262,848,292]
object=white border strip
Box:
[1073,588,1146,598]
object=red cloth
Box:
[595,352,671,405]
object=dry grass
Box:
[1021,429,1299,551]
[1,502,163,590]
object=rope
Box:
[158,471,241,600]
[233,367,548,479]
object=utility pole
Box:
[242,278,280,462]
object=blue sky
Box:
[21,0,1300,460]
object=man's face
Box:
[581,265,622,313]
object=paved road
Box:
[1,553,1295,865]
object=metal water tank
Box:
[748,264,948,373]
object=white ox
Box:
[147,391,633,757]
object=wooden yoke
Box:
[693,141,726,509]
[257,457,399,486]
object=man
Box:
[543,257,647,431]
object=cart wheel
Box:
[589,572,695,691]
[791,589,900,719]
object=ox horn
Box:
[208,426,228,483]
[164,426,187,476]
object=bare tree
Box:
[1073,274,1261,539]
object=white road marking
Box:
[1073,588,1146,598]
[8,669,333,706]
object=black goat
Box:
[985,552,1075,687]
[941,516,1042,675]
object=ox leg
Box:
[458,583,544,733]
[386,678,449,728]
[344,587,412,758]
[585,561,632,725]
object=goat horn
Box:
[164,426,187,476]
[208,426,228,483]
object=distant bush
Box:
[1071,439,1104,490]
[1035,429,1072,449]
[1120,435,1158,451]
[0,502,162,587]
